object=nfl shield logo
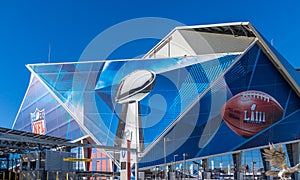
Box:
[31,108,46,134]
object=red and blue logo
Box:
[31,108,46,135]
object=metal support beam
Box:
[0,131,137,153]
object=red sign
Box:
[31,108,46,135]
[32,120,46,134]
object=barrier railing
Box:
[19,170,75,180]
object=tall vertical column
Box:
[202,159,209,172]
[232,152,242,180]
[286,142,300,180]
[202,159,210,180]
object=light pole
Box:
[173,154,178,172]
[173,154,178,179]
[155,166,158,180]
[251,161,256,180]
[135,102,139,180]
[164,137,168,180]
[183,153,188,180]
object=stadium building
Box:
[13,22,300,179]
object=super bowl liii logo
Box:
[31,108,46,135]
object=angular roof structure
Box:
[145,22,300,95]
[144,22,256,58]
[13,22,300,169]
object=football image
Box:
[221,90,284,138]
[115,70,156,104]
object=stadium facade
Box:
[13,22,300,179]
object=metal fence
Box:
[18,170,75,180]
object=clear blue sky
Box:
[0,0,299,128]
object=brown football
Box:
[221,90,284,138]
